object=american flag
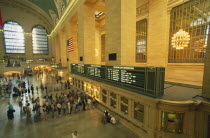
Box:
[67,37,73,52]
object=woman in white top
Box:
[87,98,91,110]
[72,130,78,138]
[67,101,71,114]
[110,116,116,125]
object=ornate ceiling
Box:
[27,0,72,25]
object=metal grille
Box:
[3,21,25,54]
[136,19,147,62]
[169,0,210,63]
[32,25,48,54]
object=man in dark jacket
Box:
[31,85,34,95]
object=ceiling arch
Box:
[27,0,72,25]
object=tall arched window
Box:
[168,0,210,63]
[136,19,147,62]
[3,21,25,53]
[32,25,48,54]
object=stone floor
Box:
[0,74,138,138]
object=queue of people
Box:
[15,89,96,121]
[2,70,117,132]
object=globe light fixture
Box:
[171,29,190,50]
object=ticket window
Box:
[121,96,128,115]
[90,86,94,96]
[78,80,81,89]
[95,88,100,99]
[110,92,117,109]
[102,89,107,103]
[81,81,84,91]
[161,112,184,134]
[87,84,91,95]
[134,102,144,122]
[75,79,77,87]
[84,83,87,92]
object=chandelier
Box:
[194,39,207,52]
[171,29,190,50]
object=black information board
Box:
[70,64,165,97]
[107,66,145,88]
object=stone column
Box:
[55,34,61,63]
[59,29,67,67]
[48,36,53,59]
[147,0,168,67]
[78,3,96,64]
[202,31,210,98]
[105,0,136,66]
[25,34,32,60]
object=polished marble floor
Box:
[0,74,138,138]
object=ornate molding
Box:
[136,3,149,18]
[0,0,54,31]
[167,0,190,9]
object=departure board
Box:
[70,64,165,97]
[76,64,85,74]
[107,66,145,88]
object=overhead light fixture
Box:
[171,29,190,50]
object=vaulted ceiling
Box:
[27,0,72,25]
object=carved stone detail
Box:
[136,3,149,17]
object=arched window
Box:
[168,0,210,63]
[136,19,147,62]
[3,21,25,53]
[32,25,48,54]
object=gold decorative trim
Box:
[167,0,190,10]
[136,3,149,17]
[0,0,53,31]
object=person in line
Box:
[62,102,66,115]
[26,103,31,120]
[7,102,15,120]
[87,98,91,110]
[27,87,30,94]
[67,101,71,114]
[42,104,47,120]
[57,102,61,116]
[31,85,34,95]
[36,86,39,94]
[19,99,23,112]
[92,96,96,108]
[72,130,78,138]
[110,115,116,125]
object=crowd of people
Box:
[1,70,117,138]
[17,90,97,121]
